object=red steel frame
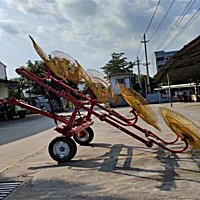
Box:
[0,67,188,153]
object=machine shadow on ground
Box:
[28,142,200,192]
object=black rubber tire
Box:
[18,111,26,118]
[73,127,94,145]
[4,113,13,121]
[48,137,77,163]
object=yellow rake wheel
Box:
[161,107,200,150]
[118,83,161,131]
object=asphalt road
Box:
[0,114,56,145]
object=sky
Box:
[0,0,200,79]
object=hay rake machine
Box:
[1,36,200,163]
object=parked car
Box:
[0,103,26,121]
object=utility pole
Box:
[141,34,151,94]
[136,57,142,90]
[167,72,173,107]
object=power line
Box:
[137,0,161,58]
[156,0,196,50]
[149,0,176,41]
[164,6,200,49]
[145,0,161,34]
[136,40,142,57]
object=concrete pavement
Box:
[1,102,200,199]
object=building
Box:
[154,50,177,72]
[154,35,200,102]
[0,62,8,98]
[109,72,132,106]
[109,72,132,94]
[154,35,200,84]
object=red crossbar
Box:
[12,67,189,153]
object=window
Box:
[116,78,125,85]
[156,57,164,61]
[166,56,171,61]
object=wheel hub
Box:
[77,130,89,142]
[53,141,70,158]
[59,146,65,152]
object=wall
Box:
[0,62,8,98]
[0,83,8,98]
[154,50,177,72]
[110,74,131,94]
[0,62,7,80]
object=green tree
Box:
[9,59,78,98]
[102,53,135,78]
[26,60,45,78]
[8,60,45,99]
[26,60,46,95]
[8,78,25,98]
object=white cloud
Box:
[0,0,200,78]
[3,0,55,15]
